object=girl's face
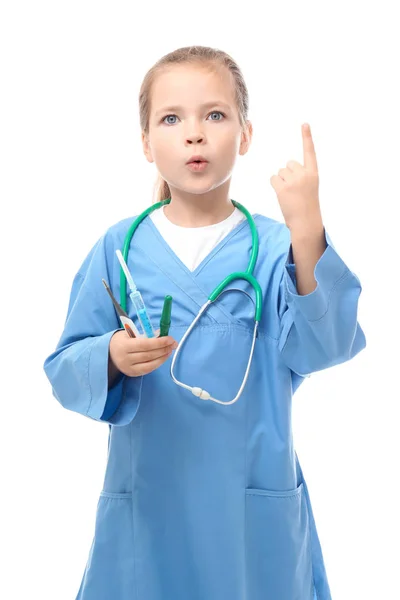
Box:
[142,64,252,197]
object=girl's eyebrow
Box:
[155,101,232,117]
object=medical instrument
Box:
[120,198,262,405]
[101,279,141,338]
[116,249,156,338]
[159,295,172,337]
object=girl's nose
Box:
[186,136,204,144]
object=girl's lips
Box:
[186,161,209,172]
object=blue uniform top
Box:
[43,211,366,600]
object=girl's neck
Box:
[163,187,235,228]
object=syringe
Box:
[116,250,156,338]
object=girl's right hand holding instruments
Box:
[108,330,178,384]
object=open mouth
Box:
[186,161,209,171]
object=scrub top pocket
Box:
[245,483,314,600]
[76,492,136,600]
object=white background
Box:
[1,1,398,598]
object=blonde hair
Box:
[138,45,250,204]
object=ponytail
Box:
[153,173,171,204]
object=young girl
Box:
[43,46,366,600]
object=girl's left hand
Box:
[270,123,322,231]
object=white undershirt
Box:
[150,206,246,272]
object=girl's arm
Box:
[43,230,143,426]
[289,218,327,296]
[277,227,366,376]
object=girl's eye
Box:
[162,111,225,125]
[208,111,225,121]
[163,114,178,125]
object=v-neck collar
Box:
[146,211,256,279]
[130,212,262,327]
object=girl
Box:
[43,46,366,600]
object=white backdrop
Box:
[1,1,398,598]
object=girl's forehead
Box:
[151,64,235,106]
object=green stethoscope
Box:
[120,198,263,405]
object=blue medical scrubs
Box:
[43,211,366,600]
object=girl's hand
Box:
[109,330,178,378]
[270,123,322,231]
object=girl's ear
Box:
[239,121,253,156]
[142,132,154,163]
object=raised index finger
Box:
[302,123,318,173]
